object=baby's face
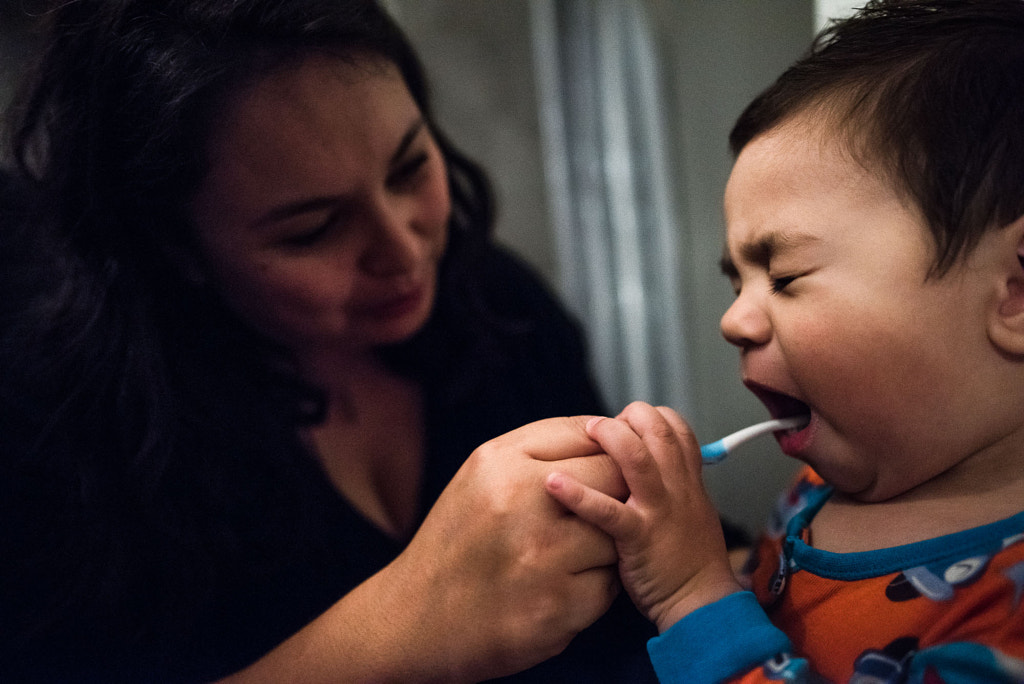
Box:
[719,116,1001,502]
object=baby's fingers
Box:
[618,402,703,483]
[545,472,638,540]
[654,406,701,457]
[584,414,665,502]
[620,402,699,458]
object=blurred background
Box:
[0,0,858,536]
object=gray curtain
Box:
[530,0,691,414]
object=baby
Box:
[547,1,1024,681]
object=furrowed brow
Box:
[740,234,777,267]
[717,235,776,281]
[737,231,819,268]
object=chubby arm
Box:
[220,416,627,683]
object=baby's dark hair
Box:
[730,0,1024,274]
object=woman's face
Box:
[191,55,450,359]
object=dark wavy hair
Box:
[2,0,499,455]
[0,0,495,641]
[729,0,1024,275]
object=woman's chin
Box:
[365,300,436,347]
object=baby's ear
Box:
[988,215,1024,356]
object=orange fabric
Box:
[735,467,1024,682]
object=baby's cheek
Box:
[782,322,880,410]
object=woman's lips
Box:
[354,283,428,319]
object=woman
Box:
[0,0,660,681]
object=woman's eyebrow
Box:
[252,118,427,229]
[390,118,426,166]
[255,196,343,228]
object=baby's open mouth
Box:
[744,381,810,425]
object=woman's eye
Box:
[769,275,797,294]
[280,217,335,248]
[281,225,328,248]
[387,152,429,189]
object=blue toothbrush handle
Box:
[700,441,728,463]
[699,415,809,465]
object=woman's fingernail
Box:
[586,416,603,433]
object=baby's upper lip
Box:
[743,379,810,419]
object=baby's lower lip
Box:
[776,415,814,455]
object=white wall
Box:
[815,0,862,31]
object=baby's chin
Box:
[819,466,912,504]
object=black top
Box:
[0,233,659,682]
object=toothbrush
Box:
[700,415,809,464]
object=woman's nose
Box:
[360,200,421,277]
[720,293,772,348]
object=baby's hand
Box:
[545,401,742,633]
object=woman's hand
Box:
[546,402,742,634]
[222,415,627,683]
[390,415,628,680]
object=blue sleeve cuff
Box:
[646,591,791,684]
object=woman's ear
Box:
[988,215,1024,356]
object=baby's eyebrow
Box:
[729,231,821,270]
[740,233,780,267]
